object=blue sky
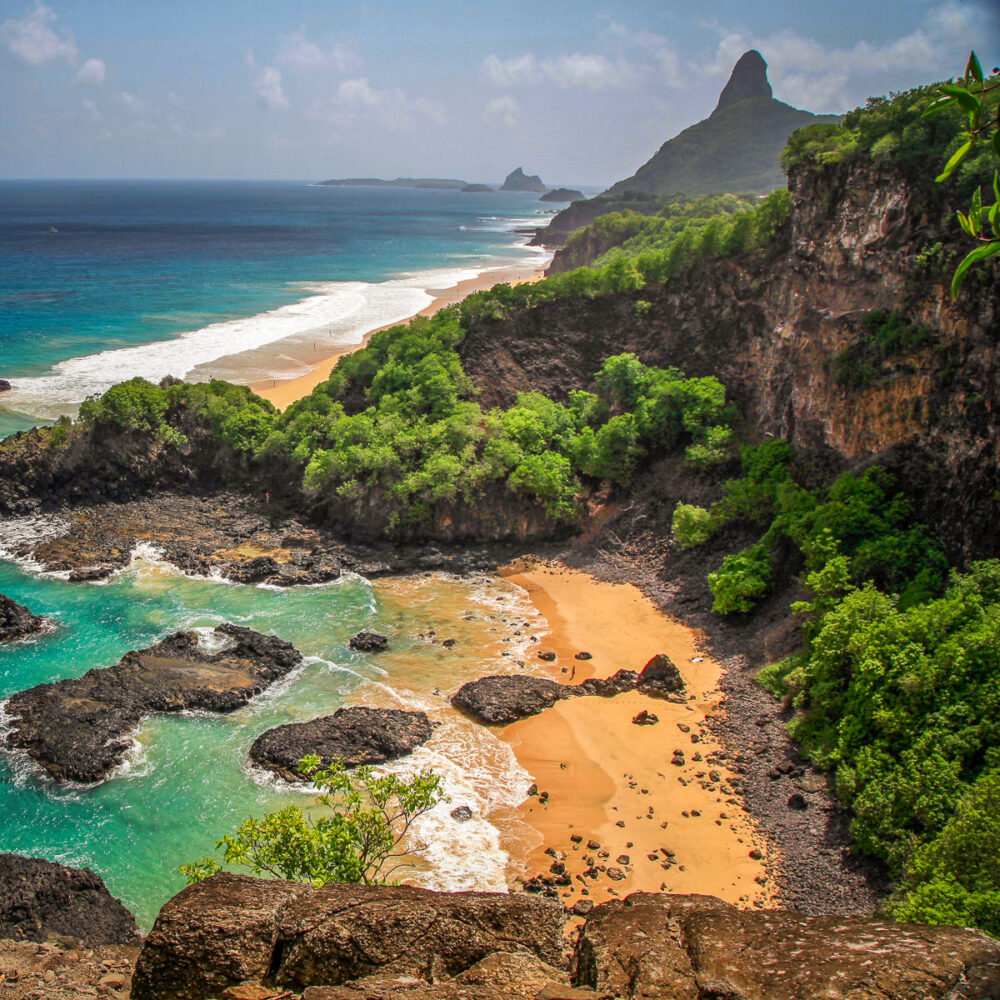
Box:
[1,0,997,183]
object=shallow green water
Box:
[0,550,538,928]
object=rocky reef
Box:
[452,654,684,724]
[0,854,140,948]
[3,624,302,783]
[501,168,546,193]
[129,875,1000,1000]
[0,594,44,642]
[249,706,435,781]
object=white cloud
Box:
[253,66,289,111]
[541,53,627,91]
[483,54,541,86]
[1,2,77,66]
[81,96,100,121]
[119,90,143,113]
[414,96,446,125]
[75,57,105,86]
[307,78,443,132]
[276,29,361,74]
[336,76,380,108]
[485,95,518,129]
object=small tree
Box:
[181,757,445,887]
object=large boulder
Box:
[574,892,1000,1000]
[130,873,565,1000]
[3,624,302,782]
[249,706,435,781]
[451,675,569,724]
[0,854,140,947]
[0,594,45,642]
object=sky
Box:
[1,0,998,185]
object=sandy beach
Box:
[251,264,545,410]
[494,560,775,911]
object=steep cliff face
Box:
[461,159,1000,561]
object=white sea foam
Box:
[0,255,546,421]
[0,514,70,575]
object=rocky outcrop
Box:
[574,892,1000,999]
[130,880,1000,1000]
[0,854,140,947]
[129,873,565,1000]
[3,624,302,783]
[249,706,435,781]
[713,49,772,111]
[0,379,12,392]
[540,189,584,203]
[502,168,546,193]
[349,630,389,652]
[451,655,685,724]
[0,594,45,642]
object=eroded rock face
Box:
[0,594,45,643]
[452,658,686,724]
[4,624,302,783]
[249,706,435,781]
[0,854,140,947]
[130,873,565,1000]
[574,892,1000,1000]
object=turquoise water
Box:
[0,180,555,430]
[0,553,538,928]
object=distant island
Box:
[460,183,495,193]
[501,168,546,193]
[317,177,469,190]
[540,188,584,203]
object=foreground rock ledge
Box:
[0,853,140,948]
[452,654,684,725]
[130,873,565,1000]
[4,624,302,783]
[0,593,45,643]
[129,878,1000,1000]
[249,706,435,781]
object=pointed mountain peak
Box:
[713,50,772,113]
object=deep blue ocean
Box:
[0,179,555,435]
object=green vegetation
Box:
[182,757,444,887]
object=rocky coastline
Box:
[0,594,45,643]
[4,624,303,783]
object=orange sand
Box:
[496,560,774,910]
[251,265,544,410]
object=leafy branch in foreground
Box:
[181,756,445,887]
[924,51,1000,295]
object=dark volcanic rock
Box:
[130,873,565,1000]
[452,675,569,724]
[540,188,584,203]
[249,706,434,781]
[636,653,684,698]
[0,594,45,642]
[714,48,772,111]
[0,379,11,392]
[501,168,546,193]
[578,669,639,697]
[349,630,389,653]
[575,892,1000,1000]
[4,624,302,783]
[0,854,140,947]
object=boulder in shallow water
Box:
[0,379,11,392]
[452,674,569,724]
[4,624,303,783]
[249,706,434,780]
[130,873,565,1000]
[0,594,45,642]
[349,630,389,653]
[0,854,140,947]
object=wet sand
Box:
[494,560,774,910]
[251,265,544,410]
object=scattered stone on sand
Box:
[635,654,684,698]
[450,806,473,822]
[574,651,592,660]
[631,710,658,726]
[537,650,557,661]
[349,631,389,653]
[0,854,140,947]
[0,594,45,643]
[4,624,302,783]
[249,706,434,781]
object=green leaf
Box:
[936,140,973,182]
[956,210,975,237]
[922,95,955,117]
[939,84,982,116]
[971,188,983,236]
[994,132,1000,159]
[965,51,984,83]
[952,241,1000,297]
[988,203,999,240]
[994,170,1000,207]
